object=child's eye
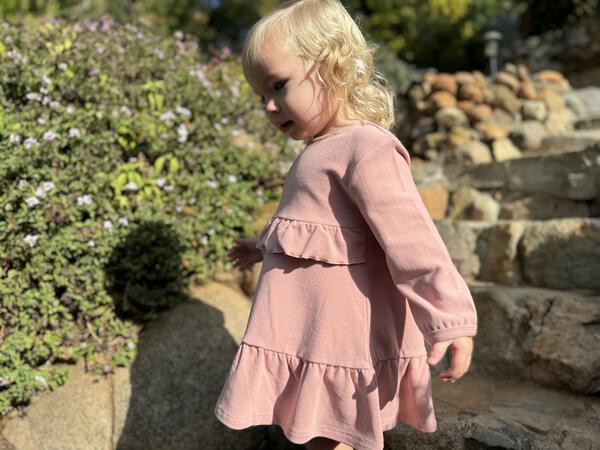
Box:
[260,80,287,105]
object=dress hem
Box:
[215,406,436,450]
[215,406,381,450]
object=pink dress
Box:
[214,120,478,450]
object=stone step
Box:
[540,129,600,153]
[467,281,600,394]
[0,282,262,450]
[385,369,600,449]
[443,143,600,201]
[436,217,600,292]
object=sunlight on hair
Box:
[241,0,396,130]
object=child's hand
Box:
[426,336,473,383]
[226,236,264,271]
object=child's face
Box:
[246,45,338,140]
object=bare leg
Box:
[305,436,354,450]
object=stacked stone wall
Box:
[402,65,577,166]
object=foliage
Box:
[518,0,599,35]
[0,16,295,417]
[351,0,515,71]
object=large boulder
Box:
[470,282,600,394]
[385,368,600,449]
[1,282,263,450]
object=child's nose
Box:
[264,97,278,113]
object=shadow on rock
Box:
[104,221,264,449]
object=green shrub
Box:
[0,16,296,416]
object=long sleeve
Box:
[348,137,478,346]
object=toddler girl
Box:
[215,1,477,449]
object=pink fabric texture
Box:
[214,121,478,450]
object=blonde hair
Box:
[241,0,395,130]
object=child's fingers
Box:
[440,345,472,381]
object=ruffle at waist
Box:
[255,215,369,265]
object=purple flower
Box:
[175,105,191,117]
[77,195,93,206]
[25,196,40,207]
[123,181,139,191]
[25,234,39,247]
[24,137,39,149]
[177,124,188,143]
[42,181,55,192]
[43,131,59,141]
[160,111,176,123]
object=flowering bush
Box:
[0,16,296,416]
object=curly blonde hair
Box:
[241,0,395,130]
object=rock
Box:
[457,82,485,103]
[448,144,600,201]
[519,218,600,292]
[521,100,547,121]
[407,83,428,103]
[454,71,476,85]
[465,103,493,123]
[434,107,469,129]
[456,99,475,115]
[516,63,532,81]
[538,87,566,112]
[429,90,456,111]
[536,69,568,86]
[492,138,522,161]
[409,116,436,141]
[413,131,446,156]
[1,282,264,449]
[494,71,520,93]
[447,126,476,148]
[423,71,437,86]
[431,73,457,95]
[476,122,509,140]
[499,193,590,220]
[2,360,116,450]
[384,368,600,450]
[470,283,600,393]
[541,130,600,153]
[457,140,493,165]
[591,196,600,217]
[434,220,487,279]
[449,185,501,221]
[417,180,449,220]
[544,109,575,134]
[564,87,600,126]
[489,84,520,114]
[476,222,525,284]
[491,107,517,127]
[518,79,538,99]
[472,70,487,87]
[509,120,548,151]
